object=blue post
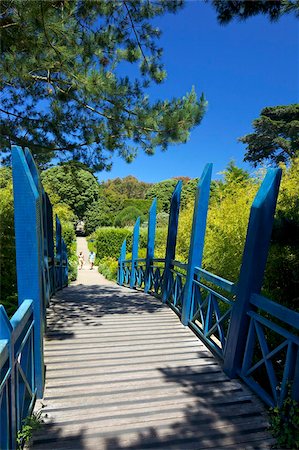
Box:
[45,193,55,296]
[56,215,62,290]
[144,199,157,293]
[130,217,140,289]
[42,189,50,307]
[223,168,282,377]
[23,148,47,309]
[0,307,15,450]
[11,146,45,397]
[61,238,68,287]
[181,164,212,325]
[162,181,182,303]
[118,239,126,285]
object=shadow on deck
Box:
[32,281,274,450]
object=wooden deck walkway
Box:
[32,241,274,450]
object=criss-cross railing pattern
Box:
[240,293,299,407]
[135,259,146,289]
[189,268,235,358]
[118,164,298,409]
[167,260,187,315]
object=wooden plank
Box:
[32,257,274,449]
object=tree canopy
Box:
[211,0,299,24]
[240,104,299,166]
[41,162,100,218]
[1,0,206,170]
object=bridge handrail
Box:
[118,164,298,407]
[194,267,236,294]
[0,146,69,449]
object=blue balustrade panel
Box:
[166,260,187,316]
[61,238,68,288]
[135,259,146,290]
[0,300,36,450]
[240,293,299,407]
[45,193,56,297]
[122,260,132,286]
[189,267,236,358]
[147,258,165,296]
[55,215,63,291]
[0,337,11,450]
[130,217,140,289]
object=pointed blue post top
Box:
[118,239,127,285]
[145,198,157,293]
[120,239,127,262]
[130,217,140,288]
[162,181,182,302]
[224,167,282,377]
[181,163,213,324]
[0,306,12,340]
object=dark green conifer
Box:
[0,0,206,170]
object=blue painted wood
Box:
[11,146,45,397]
[223,168,282,377]
[55,215,63,291]
[61,238,68,287]
[162,181,182,303]
[0,306,14,450]
[45,193,56,296]
[240,307,299,407]
[130,217,140,288]
[118,239,127,285]
[0,300,36,450]
[181,164,212,325]
[250,293,299,329]
[41,189,51,308]
[145,199,157,293]
[293,348,299,402]
[194,267,236,294]
[23,149,48,310]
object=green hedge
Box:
[91,227,133,260]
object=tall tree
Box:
[41,162,100,218]
[211,0,299,24]
[240,104,299,166]
[0,0,206,170]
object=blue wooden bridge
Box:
[0,146,298,449]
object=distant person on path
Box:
[78,251,84,270]
[89,251,95,270]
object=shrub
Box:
[0,171,18,314]
[114,206,145,228]
[92,227,133,260]
[269,386,299,449]
[122,198,155,215]
[98,257,118,281]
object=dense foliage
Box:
[41,162,100,219]
[93,159,298,314]
[0,167,77,315]
[1,0,206,170]
[0,168,17,316]
[240,104,299,166]
[211,0,299,24]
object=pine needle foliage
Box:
[240,104,299,166]
[211,0,299,24]
[0,0,206,170]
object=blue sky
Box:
[97,1,298,184]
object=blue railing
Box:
[118,163,299,408]
[0,146,68,449]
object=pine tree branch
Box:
[40,1,63,66]
[123,1,150,70]
[0,107,39,122]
